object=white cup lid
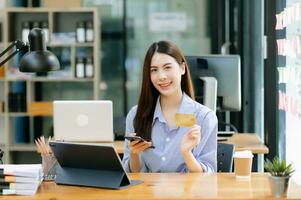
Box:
[233,150,253,158]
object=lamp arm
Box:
[0,148,3,164]
[0,40,27,66]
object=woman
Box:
[122,41,217,173]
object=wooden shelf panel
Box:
[5,8,96,13]
[7,113,28,117]
[48,43,93,47]
[7,113,54,117]
[5,77,94,82]
[9,145,36,151]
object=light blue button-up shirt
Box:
[122,93,218,173]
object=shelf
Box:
[1,7,100,164]
[5,7,96,13]
[5,8,51,13]
[7,113,55,117]
[9,144,36,152]
[5,77,94,82]
[8,113,28,117]
[48,43,94,47]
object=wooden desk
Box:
[1,173,300,199]
[113,140,124,154]
[219,133,269,154]
[113,133,269,155]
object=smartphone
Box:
[124,135,145,142]
[124,136,155,148]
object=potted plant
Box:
[264,157,294,198]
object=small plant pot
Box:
[269,175,290,198]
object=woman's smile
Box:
[158,81,172,89]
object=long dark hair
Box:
[134,41,194,140]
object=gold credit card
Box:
[175,113,196,127]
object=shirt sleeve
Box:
[195,111,218,172]
[121,106,148,172]
[121,107,135,172]
[178,110,218,173]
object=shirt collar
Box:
[152,92,195,125]
[177,92,196,114]
[153,96,165,125]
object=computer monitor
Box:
[185,55,241,111]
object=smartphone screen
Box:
[124,136,155,148]
[124,136,145,142]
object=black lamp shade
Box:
[19,50,60,72]
[19,28,60,72]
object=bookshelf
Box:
[0,7,100,164]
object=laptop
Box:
[53,100,114,142]
[49,141,143,189]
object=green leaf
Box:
[264,157,294,177]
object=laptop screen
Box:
[53,100,114,142]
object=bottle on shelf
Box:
[85,56,94,78]
[76,21,85,43]
[22,21,30,43]
[32,21,40,29]
[75,57,85,78]
[85,21,94,42]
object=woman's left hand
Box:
[180,125,201,154]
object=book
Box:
[1,176,41,183]
[13,117,30,144]
[0,182,39,190]
[0,164,42,178]
[0,177,41,196]
[1,188,38,196]
[0,179,41,196]
[0,183,9,189]
[0,164,43,196]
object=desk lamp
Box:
[0,148,3,164]
[0,28,60,72]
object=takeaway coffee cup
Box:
[233,150,253,179]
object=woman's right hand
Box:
[129,140,153,154]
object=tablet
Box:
[49,141,142,189]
